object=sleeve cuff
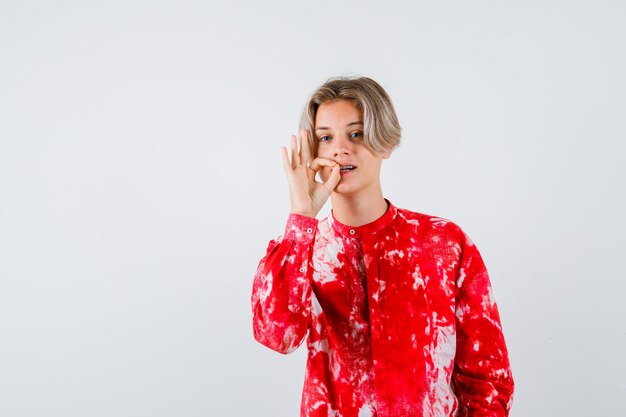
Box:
[284,213,319,242]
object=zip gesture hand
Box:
[282,129,341,218]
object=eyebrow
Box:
[315,121,363,131]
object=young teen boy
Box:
[251,76,514,417]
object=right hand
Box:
[282,129,341,218]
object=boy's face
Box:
[315,99,390,196]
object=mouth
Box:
[339,165,357,172]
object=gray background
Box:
[1,1,624,416]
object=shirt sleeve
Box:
[250,213,318,354]
[452,229,515,416]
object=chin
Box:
[333,183,361,196]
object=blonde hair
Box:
[299,76,401,157]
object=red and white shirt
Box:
[251,198,514,417]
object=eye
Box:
[319,135,331,142]
[350,131,363,139]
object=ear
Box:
[381,149,392,160]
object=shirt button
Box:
[299,267,306,273]
[349,229,356,235]
[306,228,313,234]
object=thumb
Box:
[323,164,341,193]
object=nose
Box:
[330,134,353,158]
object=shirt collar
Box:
[328,198,398,238]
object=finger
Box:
[281,146,293,178]
[323,164,341,193]
[300,129,311,166]
[290,134,300,168]
[309,157,337,173]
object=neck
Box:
[330,186,388,227]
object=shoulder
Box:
[393,207,481,268]
[393,206,481,257]
[395,206,466,240]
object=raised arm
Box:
[251,130,340,354]
[452,230,515,415]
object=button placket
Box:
[361,234,379,329]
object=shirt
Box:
[251,198,514,417]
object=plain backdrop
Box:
[1,1,625,416]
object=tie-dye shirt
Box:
[251,198,514,417]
